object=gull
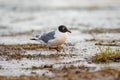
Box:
[31,25,71,50]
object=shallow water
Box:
[0,0,120,77]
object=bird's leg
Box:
[48,46,61,52]
[55,47,61,52]
[55,46,64,53]
[57,46,63,49]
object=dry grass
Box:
[92,47,120,63]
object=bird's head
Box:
[58,25,71,33]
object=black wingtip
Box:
[30,38,37,40]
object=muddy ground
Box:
[0,28,120,80]
[0,43,120,80]
[0,0,120,80]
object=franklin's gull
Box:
[31,25,71,47]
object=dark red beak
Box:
[67,29,71,33]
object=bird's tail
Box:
[30,33,44,41]
[30,34,40,41]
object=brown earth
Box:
[0,43,120,80]
[0,68,119,80]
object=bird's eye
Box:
[62,27,65,30]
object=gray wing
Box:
[38,31,55,43]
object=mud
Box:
[0,0,120,80]
[0,44,77,60]
[0,43,120,80]
[83,28,120,34]
[0,68,119,80]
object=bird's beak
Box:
[67,29,71,33]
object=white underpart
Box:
[47,29,67,46]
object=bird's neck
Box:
[55,29,67,38]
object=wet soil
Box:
[0,68,119,80]
[0,0,120,79]
[83,28,120,34]
[0,43,120,80]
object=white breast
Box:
[48,30,67,46]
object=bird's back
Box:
[38,31,55,43]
